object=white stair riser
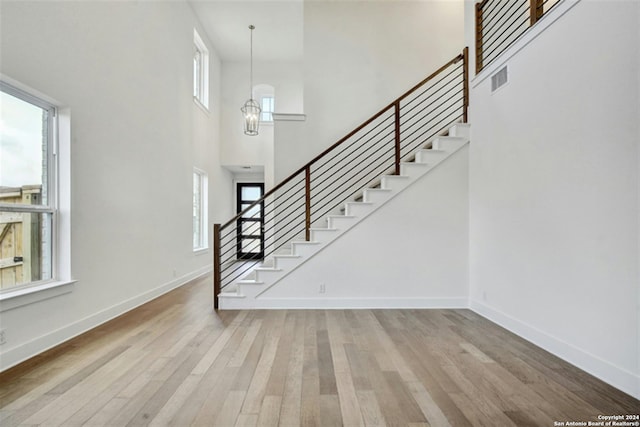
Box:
[259,259,275,269]
[255,269,283,282]
[310,228,339,243]
[327,216,357,230]
[345,202,373,217]
[292,242,321,258]
[238,282,265,298]
[400,162,432,178]
[274,256,301,270]
[449,123,470,139]
[415,149,448,164]
[219,297,248,310]
[432,136,467,152]
[363,189,392,203]
[380,176,410,191]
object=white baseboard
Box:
[0,265,212,372]
[220,296,468,310]
[470,299,640,400]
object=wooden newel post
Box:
[305,166,311,241]
[213,223,221,310]
[462,46,469,123]
[394,101,401,175]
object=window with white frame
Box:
[192,168,208,251]
[260,96,275,122]
[0,82,56,291]
[193,29,209,109]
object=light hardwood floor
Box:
[0,275,638,426]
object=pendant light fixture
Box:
[241,25,261,136]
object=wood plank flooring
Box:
[0,275,637,426]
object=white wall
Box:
[274,0,464,181]
[467,0,640,398]
[259,147,469,308]
[0,1,232,370]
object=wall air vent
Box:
[491,65,508,92]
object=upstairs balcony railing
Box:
[476,0,561,73]
[213,48,469,308]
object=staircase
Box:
[218,124,470,309]
[214,48,470,309]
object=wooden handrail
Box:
[214,48,469,304]
[221,51,464,231]
[476,0,559,74]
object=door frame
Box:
[236,182,265,260]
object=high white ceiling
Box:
[188,0,304,62]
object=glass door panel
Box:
[236,183,264,260]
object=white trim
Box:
[470,299,640,400]
[193,96,209,115]
[472,0,581,88]
[0,280,76,313]
[193,28,209,110]
[192,168,209,251]
[0,79,71,293]
[0,265,212,372]
[272,113,306,122]
[221,297,468,310]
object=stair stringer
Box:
[218,125,470,309]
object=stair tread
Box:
[435,135,467,140]
[237,279,264,284]
[219,292,244,298]
[255,267,283,272]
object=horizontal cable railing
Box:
[213,47,469,308]
[476,0,562,73]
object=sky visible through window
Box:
[0,90,45,188]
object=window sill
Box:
[193,247,209,255]
[0,279,76,313]
[193,97,210,114]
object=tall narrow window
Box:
[193,168,208,251]
[193,29,209,109]
[260,96,275,122]
[0,82,56,290]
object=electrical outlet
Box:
[0,329,6,345]
[319,284,326,294]
[172,269,177,278]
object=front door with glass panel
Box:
[236,183,264,260]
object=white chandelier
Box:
[241,25,261,136]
